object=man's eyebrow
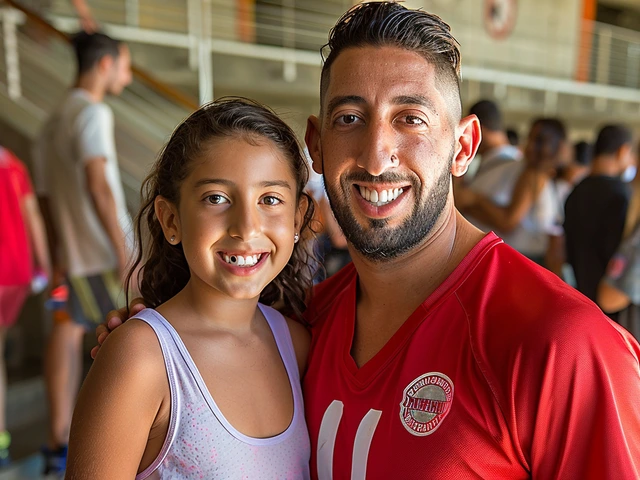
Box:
[392,95,437,113]
[326,95,366,117]
[193,178,291,190]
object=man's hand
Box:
[91,298,147,359]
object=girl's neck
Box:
[159,279,261,334]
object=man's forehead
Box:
[324,47,441,107]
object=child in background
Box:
[0,146,51,464]
[66,98,315,479]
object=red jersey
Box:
[0,147,33,286]
[303,233,640,479]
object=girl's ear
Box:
[155,196,181,244]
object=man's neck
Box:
[74,75,106,102]
[479,132,509,158]
[348,198,485,367]
[590,157,620,178]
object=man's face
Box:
[306,46,462,261]
[106,44,132,96]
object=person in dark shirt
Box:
[564,124,636,303]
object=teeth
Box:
[358,186,404,207]
[224,254,262,267]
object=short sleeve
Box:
[73,103,114,163]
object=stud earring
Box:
[170,235,176,243]
[294,233,300,244]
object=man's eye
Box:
[404,115,425,125]
[337,114,360,125]
[206,194,228,205]
[262,196,282,206]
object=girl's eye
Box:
[262,196,282,206]
[206,194,228,205]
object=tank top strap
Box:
[132,308,181,480]
[257,303,301,381]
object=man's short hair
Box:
[574,141,592,166]
[469,100,502,132]
[71,31,122,76]
[506,128,519,147]
[320,2,462,121]
[593,125,633,157]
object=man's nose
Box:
[357,120,399,176]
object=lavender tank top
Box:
[134,305,310,480]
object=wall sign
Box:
[484,0,518,40]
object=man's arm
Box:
[85,158,128,280]
[22,193,51,279]
[463,168,546,234]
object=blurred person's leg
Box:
[44,315,84,450]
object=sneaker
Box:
[42,444,67,475]
[0,431,10,468]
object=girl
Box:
[66,98,315,479]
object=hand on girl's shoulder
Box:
[285,317,311,375]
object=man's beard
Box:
[324,152,453,262]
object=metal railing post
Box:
[187,0,199,71]
[125,0,139,27]
[1,8,22,99]
[282,0,296,82]
[198,0,213,104]
[595,26,612,85]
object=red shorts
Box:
[0,285,30,327]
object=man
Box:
[101,3,640,478]
[564,124,635,304]
[34,31,132,475]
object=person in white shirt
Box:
[33,31,132,475]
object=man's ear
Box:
[451,114,481,177]
[155,196,181,244]
[305,115,323,175]
[617,143,633,165]
[97,54,115,74]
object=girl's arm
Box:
[66,320,168,479]
[464,168,546,233]
[21,193,51,279]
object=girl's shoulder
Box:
[97,316,167,382]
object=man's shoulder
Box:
[460,242,638,362]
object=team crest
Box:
[399,372,454,436]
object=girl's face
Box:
[159,136,301,301]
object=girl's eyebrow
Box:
[194,178,292,190]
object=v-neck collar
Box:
[339,232,502,389]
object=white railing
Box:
[35,0,640,93]
[0,6,191,203]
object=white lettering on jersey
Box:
[317,401,382,480]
